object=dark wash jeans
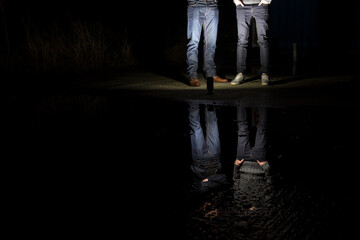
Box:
[236,107,268,162]
[186,3,219,79]
[236,4,270,74]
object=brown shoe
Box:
[213,75,228,83]
[189,78,201,87]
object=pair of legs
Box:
[235,107,268,164]
[233,4,270,85]
[186,4,227,86]
[188,103,221,181]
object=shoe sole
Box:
[231,81,245,85]
[189,82,201,87]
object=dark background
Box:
[1,0,360,76]
[3,1,360,239]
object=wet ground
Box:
[3,69,360,239]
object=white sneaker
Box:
[261,73,270,86]
[231,73,245,85]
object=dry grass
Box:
[22,20,137,74]
[0,2,137,77]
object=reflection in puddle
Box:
[183,100,360,240]
[188,102,226,193]
[4,95,360,239]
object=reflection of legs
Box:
[188,103,207,181]
[188,103,206,162]
[252,107,268,162]
[189,104,226,192]
[189,105,221,161]
[236,107,251,161]
[204,105,221,175]
[189,103,223,180]
[205,106,220,159]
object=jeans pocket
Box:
[259,4,269,8]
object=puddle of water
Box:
[4,95,360,239]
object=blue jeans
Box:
[236,107,268,162]
[236,4,269,74]
[186,4,219,79]
[188,103,221,164]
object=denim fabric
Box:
[236,107,268,162]
[187,0,218,7]
[186,4,219,79]
[188,103,221,164]
[236,4,269,74]
[236,107,252,161]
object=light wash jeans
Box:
[188,103,221,164]
[186,3,219,79]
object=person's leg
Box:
[187,6,205,80]
[252,107,268,162]
[236,106,251,161]
[236,6,252,74]
[202,6,219,78]
[254,5,270,75]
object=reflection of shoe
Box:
[191,174,227,194]
[190,164,207,182]
[189,78,201,87]
[207,174,227,187]
[213,75,228,83]
[231,73,245,85]
[257,161,271,172]
[261,73,270,86]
